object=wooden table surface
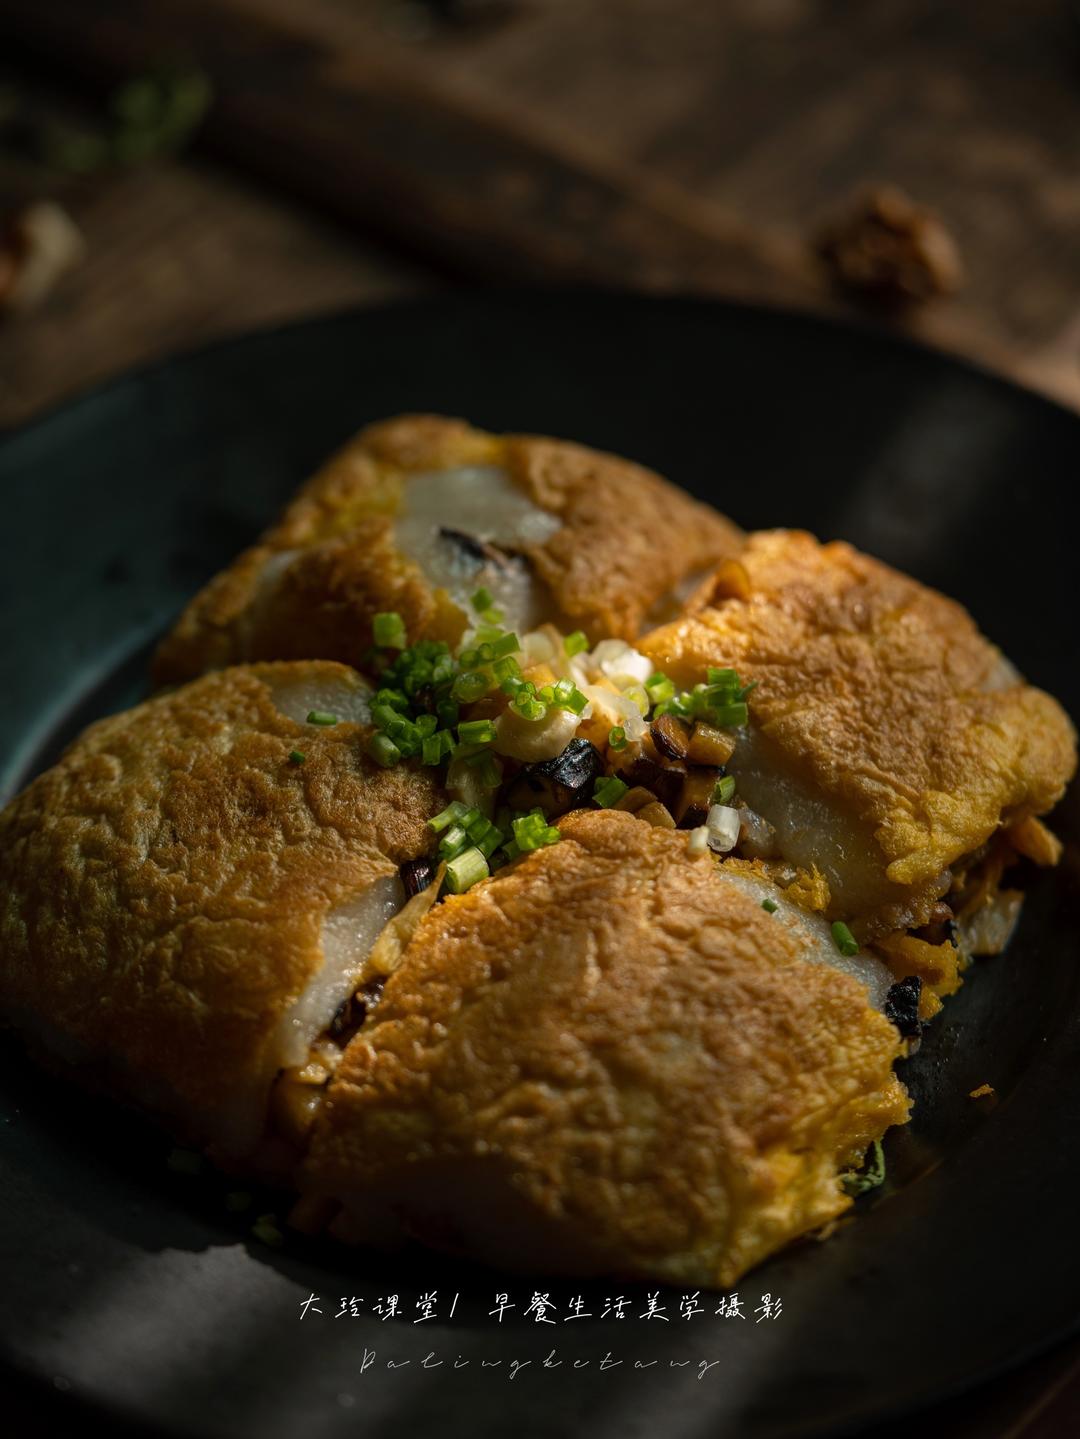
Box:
[1,1,1078,1433]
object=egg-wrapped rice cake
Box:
[152,414,742,686]
[302,809,910,1288]
[0,661,445,1169]
[640,529,1077,941]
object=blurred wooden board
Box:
[0,154,427,426]
[4,0,1080,418]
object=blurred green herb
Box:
[1,65,212,178]
[108,67,213,164]
[840,1138,887,1198]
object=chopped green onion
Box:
[511,811,560,852]
[428,800,468,833]
[373,612,407,649]
[458,718,497,746]
[512,694,548,722]
[438,823,470,859]
[707,667,740,689]
[306,710,338,726]
[552,677,588,713]
[476,828,505,859]
[288,750,306,765]
[372,702,402,730]
[564,630,589,657]
[492,655,521,685]
[645,673,676,706]
[593,775,628,808]
[471,586,495,613]
[713,775,736,805]
[373,611,408,649]
[840,1139,886,1197]
[831,920,859,957]
[490,632,519,659]
[451,670,490,704]
[707,701,748,729]
[444,846,490,893]
[608,725,628,751]
[252,1214,284,1248]
[761,897,779,914]
[367,732,401,768]
[465,813,491,841]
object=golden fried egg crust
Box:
[641,530,1077,938]
[302,809,909,1288]
[0,662,444,1158]
[152,414,742,685]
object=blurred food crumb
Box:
[0,201,85,316]
[969,1082,996,1099]
[816,185,964,306]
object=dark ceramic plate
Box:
[1,292,1078,1439]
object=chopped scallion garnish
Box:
[367,732,401,768]
[713,775,736,805]
[707,701,748,729]
[438,823,470,860]
[608,725,628,751]
[458,718,497,746]
[831,920,859,957]
[451,670,490,704]
[840,1139,886,1197]
[428,800,468,833]
[373,611,408,649]
[593,775,628,808]
[564,630,589,657]
[511,811,560,852]
[252,1214,284,1248]
[761,897,778,914]
[645,672,675,706]
[306,710,338,726]
[444,846,490,893]
[288,750,306,765]
[511,693,547,722]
